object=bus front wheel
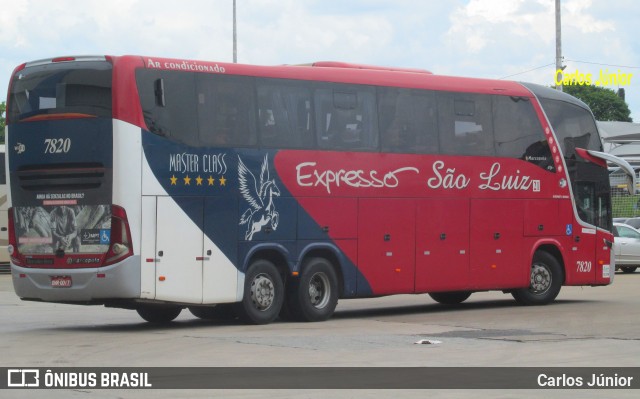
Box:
[235,259,284,325]
[512,251,563,306]
[136,305,182,323]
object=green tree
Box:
[0,101,5,143]
[563,84,632,122]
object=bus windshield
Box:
[8,58,112,123]
[540,98,612,231]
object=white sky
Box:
[1,0,639,120]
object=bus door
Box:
[415,198,470,292]
[142,196,238,304]
[568,225,598,284]
[357,198,415,295]
[569,182,599,284]
[153,196,204,303]
[203,197,239,303]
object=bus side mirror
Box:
[580,149,637,195]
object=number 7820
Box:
[44,138,71,154]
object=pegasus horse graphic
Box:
[238,154,281,241]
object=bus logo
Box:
[238,155,280,241]
[7,369,40,387]
[81,229,101,245]
[14,142,26,154]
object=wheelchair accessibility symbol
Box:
[566,224,573,236]
[100,229,111,245]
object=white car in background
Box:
[613,222,640,273]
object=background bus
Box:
[0,144,8,268]
[5,56,632,324]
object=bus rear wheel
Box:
[136,305,182,323]
[287,257,339,322]
[512,251,563,306]
[235,259,284,325]
[428,291,472,305]
[620,266,637,274]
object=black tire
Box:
[235,259,284,325]
[287,257,339,322]
[189,304,236,320]
[621,266,637,274]
[512,251,563,306]
[428,291,472,305]
[136,305,182,324]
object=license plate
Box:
[602,264,611,279]
[51,276,72,288]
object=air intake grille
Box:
[17,163,105,191]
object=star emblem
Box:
[219,175,227,186]
[196,176,203,186]
[184,175,191,185]
[208,176,215,186]
[170,175,178,185]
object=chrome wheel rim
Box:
[308,272,330,309]
[251,274,275,311]
[530,263,551,294]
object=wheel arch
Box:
[532,241,566,285]
[242,243,292,282]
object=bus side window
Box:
[196,75,257,147]
[493,95,554,172]
[314,85,377,151]
[437,92,494,156]
[379,88,438,154]
[257,80,314,149]
[136,70,199,145]
[315,89,335,146]
[575,182,596,225]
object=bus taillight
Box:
[52,57,76,63]
[7,207,24,266]
[104,205,133,266]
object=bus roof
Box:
[520,82,592,111]
[307,61,433,75]
[114,55,534,98]
[11,54,542,101]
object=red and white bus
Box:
[5,55,634,324]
